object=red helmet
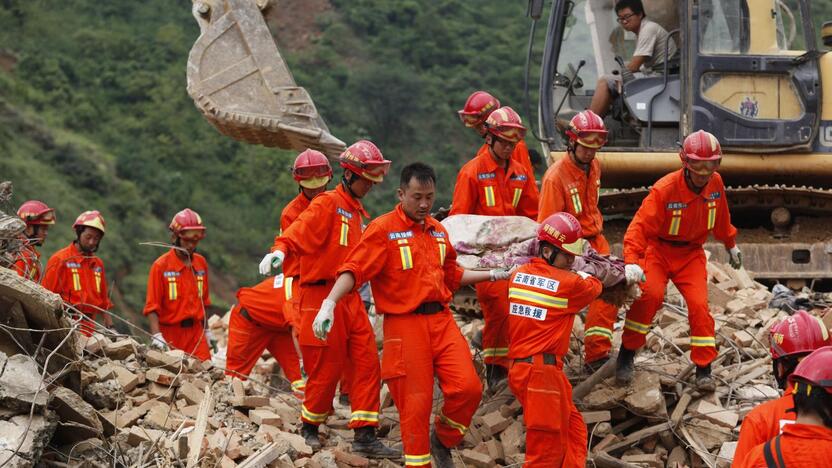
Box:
[339,140,391,183]
[485,106,527,144]
[789,345,832,394]
[293,149,333,189]
[170,208,206,240]
[566,110,608,149]
[458,91,501,127]
[770,310,831,360]
[538,212,585,256]
[73,210,106,235]
[17,200,56,226]
[680,130,722,162]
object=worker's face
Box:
[398,177,435,223]
[349,173,376,199]
[543,244,575,269]
[474,122,488,138]
[25,224,49,246]
[178,236,201,256]
[616,8,642,33]
[301,184,327,199]
[78,227,103,254]
[685,158,720,189]
[573,144,598,165]
[489,136,516,163]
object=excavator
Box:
[185,0,832,282]
[531,0,832,282]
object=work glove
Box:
[728,246,742,270]
[150,332,168,350]
[624,264,646,284]
[313,299,336,341]
[258,250,285,275]
[490,265,518,282]
[204,328,214,346]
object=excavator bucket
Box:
[187,0,346,157]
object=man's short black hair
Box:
[793,382,832,429]
[615,0,645,16]
[400,162,436,189]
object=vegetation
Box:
[1,0,831,325]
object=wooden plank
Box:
[670,393,692,427]
[603,422,672,454]
[187,384,214,468]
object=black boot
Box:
[351,426,401,459]
[301,422,322,451]
[430,430,454,468]
[615,347,636,384]
[485,364,508,389]
[695,364,716,392]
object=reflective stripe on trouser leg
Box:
[404,453,431,466]
[476,280,511,368]
[344,294,381,429]
[584,298,617,364]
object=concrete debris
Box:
[2,243,830,468]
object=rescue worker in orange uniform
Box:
[538,110,619,372]
[616,130,741,390]
[733,310,831,464]
[316,163,513,468]
[225,275,304,396]
[507,212,603,467]
[260,141,398,458]
[457,90,539,194]
[144,209,212,361]
[450,106,539,387]
[43,210,113,336]
[280,149,333,329]
[737,346,832,468]
[13,200,56,282]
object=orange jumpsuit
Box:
[143,249,211,361]
[451,145,539,368]
[539,154,617,365]
[478,140,540,199]
[622,169,736,367]
[339,204,482,467]
[13,245,42,283]
[737,423,832,468]
[225,275,304,395]
[734,388,796,465]
[507,258,602,467]
[279,191,311,328]
[272,184,380,429]
[43,242,113,336]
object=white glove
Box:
[258,250,285,275]
[313,299,336,340]
[728,246,742,269]
[624,264,645,284]
[490,265,518,282]
[204,329,214,346]
[150,332,168,350]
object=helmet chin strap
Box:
[342,173,360,198]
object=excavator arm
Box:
[187,0,345,157]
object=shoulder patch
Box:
[429,230,446,238]
[336,207,353,219]
[164,271,180,278]
[477,172,496,180]
[666,202,687,210]
[388,230,414,240]
[66,261,81,268]
[510,174,528,182]
[709,191,721,200]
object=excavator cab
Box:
[186,0,345,157]
[540,0,826,162]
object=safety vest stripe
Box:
[440,413,468,435]
[585,326,613,340]
[284,276,294,301]
[94,271,102,293]
[438,242,447,265]
[511,187,523,208]
[399,246,413,270]
[339,216,349,246]
[167,277,178,301]
[690,336,716,347]
[197,276,204,298]
[482,347,510,357]
[570,187,583,214]
[301,404,328,423]
[404,454,432,466]
[350,411,379,423]
[508,287,568,308]
[483,186,496,207]
[668,209,682,236]
[624,318,650,334]
[71,269,81,291]
[707,201,717,230]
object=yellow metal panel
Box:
[822,53,832,120]
[701,73,802,120]
[748,0,779,54]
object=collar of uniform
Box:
[672,168,715,203]
[165,248,190,272]
[68,241,95,261]
[782,422,832,441]
[335,184,369,219]
[564,152,599,179]
[477,144,522,178]
[394,203,440,232]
